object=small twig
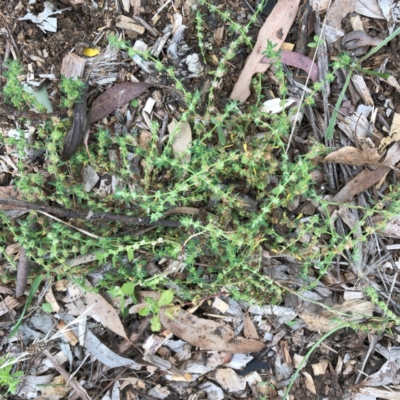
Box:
[0,12,20,57]
[15,247,30,298]
[38,210,100,239]
[43,349,91,400]
[0,198,181,228]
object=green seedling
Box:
[0,357,24,395]
[308,34,325,48]
[108,282,137,316]
[139,290,175,331]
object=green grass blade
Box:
[358,26,400,64]
[8,275,42,339]
[326,69,353,139]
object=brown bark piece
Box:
[230,0,300,102]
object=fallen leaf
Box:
[215,368,246,393]
[355,0,385,19]
[326,0,356,30]
[342,30,383,49]
[168,118,192,163]
[322,146,381,166]
[303,371,317,395]
[351,75,374,105]
[333,141,400,203]
[372,215,400,238]
[230,0,300,102]
[261,51,319,82]
[90,82,152,123]
[300,300,374,332]
[159,308,265,353]
[260,98,297,114]
[243,314,260,340]
[83,291,131,342]
[379,113,400,149]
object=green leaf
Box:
[130,99,139,107]
[139,306,151,316]
[9,275,42,339]
[42,303,53,313]
[216,126,226,145]
[150,315,161,331]
[158,290,174,307]
[127,247,134,261]
[121,282,135,296]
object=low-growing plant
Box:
[2,59,46,112]
[1,0,400,342]
[139,290,175,331]
[0,357,24,395]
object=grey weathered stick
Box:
[0,197,181,228]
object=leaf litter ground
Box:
[2,0,400,399]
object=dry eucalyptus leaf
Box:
[168,118,192,163]
[333,140,400,203]
[342,30,383,49]
[230,0,300,102]
[243,314,260,340]
[326,0,356,30]
[83,291,130,342]
[379,113,400,149]
[261,51,319,82]
[300,300,374,332]
[351,75,374,105]
[159,308,265,353]
[90,82,152,123]
[355,0,385,19]
[303,371,317,395]
[372,215,400,238]
[322,146,381,166]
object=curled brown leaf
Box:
[342,30,383,50]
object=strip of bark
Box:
[0,198,181,228]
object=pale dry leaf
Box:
[45,288,60,313]
[372,215,400,238]
[0,296,21,317]
[310,0,330,11]
[230,0,300,102]
[215,368,246,393]
[322,146,381,166]
[312,360,329,375]
[159,308,265,353]
[385,76,400,94]
[326,0,356,29]
[243,314,260,340]
[300,300,374,332]
[351,75,374,105]
[84,291,130,341]
[303,371,317,395]
[214,26,224,45]
[333,141,400,203]
[168,118,192,163]
[38,375,69,399]
[355,0,385,18]
[359,387,400,399]
[212,297,229,313]
[380,113,400,149]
